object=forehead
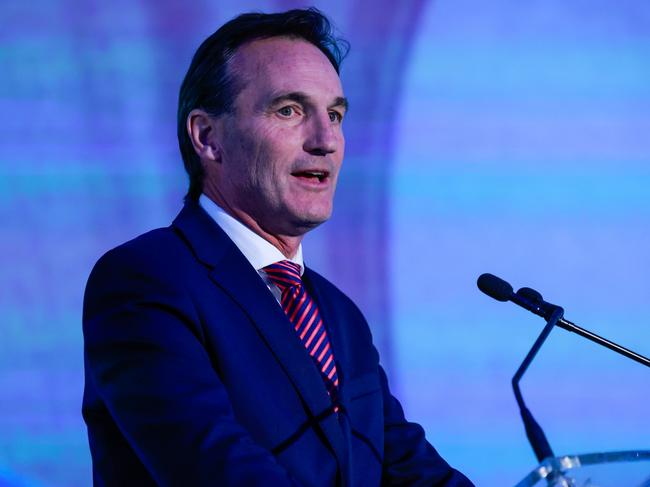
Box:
[229,36,343,101]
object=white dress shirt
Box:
[199,194,304,303]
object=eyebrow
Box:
[332,96,349,112]
[268,91,349,112]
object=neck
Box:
[203,191,303,258]
[235,212,303,258]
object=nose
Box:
[303,112,340,156]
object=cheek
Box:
[254,137,285,186]
[228,121,303,192]
[257,129,298,179]
[228,128,271,185]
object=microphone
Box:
[477,273,559,320]
[476,272,511,301]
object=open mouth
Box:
[291,170,329,183]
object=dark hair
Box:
[177,7,349,202]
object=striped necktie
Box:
[264,261,339,407]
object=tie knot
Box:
[263,260,302,290]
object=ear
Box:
[187,109,222,163]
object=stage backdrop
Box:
[1,1,648,486]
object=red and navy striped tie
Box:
[264,261,339,408]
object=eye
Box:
[328,110,343,123]
[277,106,297,118]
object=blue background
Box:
[1,1,648,485]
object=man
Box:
[83,8,473,487]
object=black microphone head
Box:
[517,287,543,303]
[477,273,514,302]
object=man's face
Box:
[208,36,346,237]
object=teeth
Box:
[295,171,326,178]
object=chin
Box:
[304,207,332,225]
[287,210,332,234]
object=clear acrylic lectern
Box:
[515,450,650,487]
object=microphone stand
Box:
[478,273,650,484]
[512,307,563,463]
[513,307,581,486]
[515,286,650,368]
[555,317,650,368]
[477,273,650,481]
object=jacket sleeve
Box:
[379,366,475,486]
[83,247,300,486]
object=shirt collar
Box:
[199,194,304,275]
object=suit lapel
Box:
[173,203,349,481]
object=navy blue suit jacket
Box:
[82,203,473,486]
